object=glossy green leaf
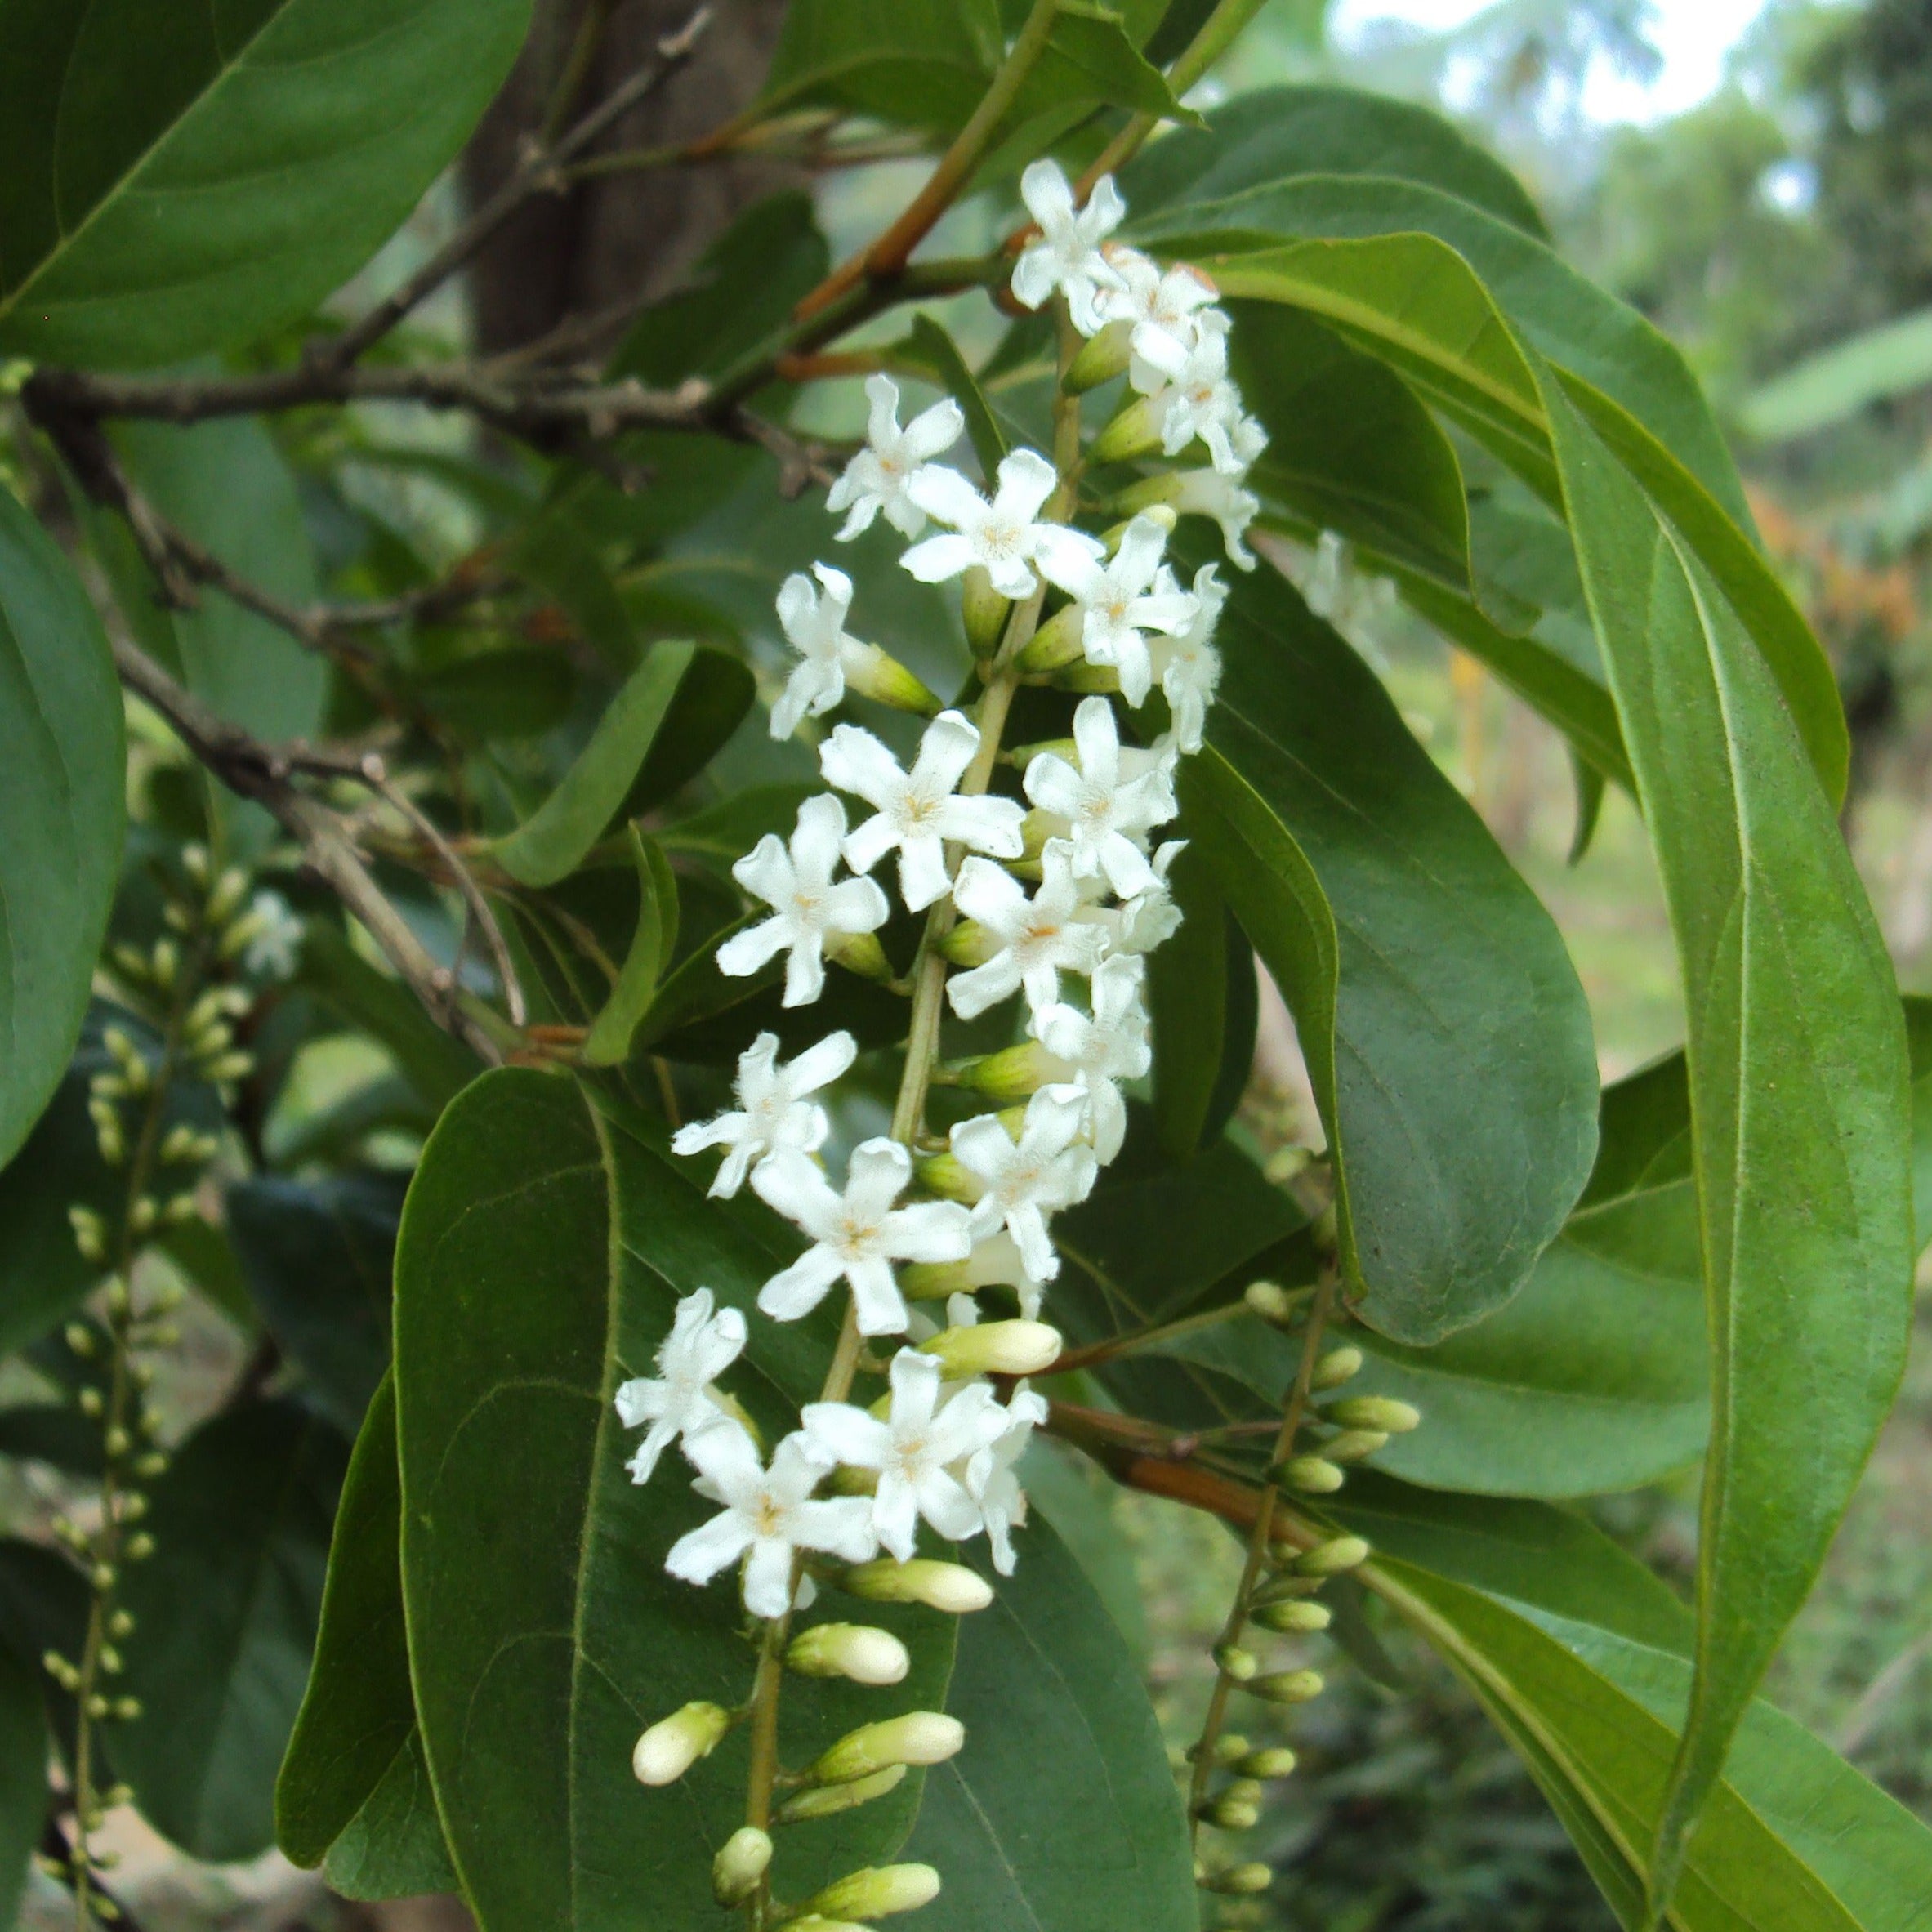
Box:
[497,645,698,888]
[1184,556,1599,1345]
[325,1727,459,1902]
[901,1528,1195,1931]
[0,0,530,365]
[584,830,680,1068]
[0,1627,47,1931]
[0,488,125,1171]
[1148,843,1232,1161]
[1536,371,1915,1908]
[758,0,1003,137]
[117,1399,346,1862]
[627,645,756,812]
[1007,6,1199,132]
[1121,83,1548,236]
[394,1071,956,1932]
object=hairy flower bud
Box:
[788,1623,911,1687]
[807,1863,943,1921]
[632,1701,732,1787]
[1236,1747,1298,1779]
[841,1559,994,1613]
[1294,1535,1369,1577]
[1248,1668,1325,1705]
[807,1712,964,1786]
[775,1764,907,1823]
[1274,1455,1344,1495]
[1310,1345,1363,1390]
[920,1318,1061,1378]
[1325,1395,1421,1434]
[1252,1597,1332,1635]
[1324,1427,1390,1463]
[712,1827,772,1905]
[826,930,895,984]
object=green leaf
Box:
[0,487,125,1171]
[415,646,578,742]
[394,1070,956,1932]
[510,520,638,671]
[0,0,531,365]
[1008,6,1200,131]
[497,645,698,888]
[627,645,756,813]
[1146,850,1253,1161]
[759,1,1003,137]
[0,1403,105,1478]
[1121,83,1548,237]
[325,1727,459,1902]
[0,1626,47,1931]
[0,1538,90,1769]
[584,830,680,1068]
[117,1399,346,1862]
[901,1527,1195,1932]
[904,315,1009,478]
[1184,556,1599,1345]
[1740,305,1932,443]
[1537,370,1913,1910]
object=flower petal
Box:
[667,1510,756,1587]
[899,532,979,584]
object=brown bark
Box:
[462,0,796,354]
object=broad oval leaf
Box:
[0,0,532,365]
[0,489,124,1171]
[1184,559,1599,1344]
[393,1070,956,1932]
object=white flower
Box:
[1033,954,1150,1162]
[716,795,890,1008]
[1171,469,1260,570]
[826,374,966,541]
[1144,322,1253,475]
[1036,513,1198,706]
[1150,562,1226,753]
[672,1029,856,1198]
[948,1089,1098,1283]
[1102,248,1221,376]
[820,712,1025,912]
[771,563,873,740]
[1024,697,1178,899]
[902,448,1085,601]
[667,1420,877,1619]
[243,890,303,980]
[947,846,1109,1020]
[753,1138,973,1336]
[614,1288,748,1484]
[1106,839,1188,956]
[938,1232,1055,1321]
[963,1384,1049,1576]
[1011,160,1128,335]
[801,1349,1006,1561]
[1298,529,1395,638]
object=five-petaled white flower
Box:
[821,711,1026,913]
[1024,697,1177,899]
[1171,469,1260,570]
[948,1231,1054,1322]
[717,795,890,1009]
[771,563,872,739]
[902,448,1088,601]
[1033,954,1151,1163]
[1151,561,1227,753]
[1103,248,1220,378]
[801,1349,1005,1561]
[672,1029,857,1198]
[1103,838,1188,956]
[947,846,1109,1020]
[962,1384,1049,1577]
[1037,513,1198,706]
[827,374,966,541]
[614,1288,748,1485]
[1144,319,1254,475]
[1011,160,1128,335]
[948,1088,1098,1283]
[667,1420,877,1620]
[242,890,304,981]
[754,1138,973,1336]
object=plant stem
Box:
[1185,1269,1335,1841]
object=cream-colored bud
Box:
[1252,1597,1331,1635]
[1213,1642,1256,1682]
[1236,1747,1298,1779]
[631,1701,733,1786]
[1310,1345,1363,1390]
[712,1826,772,1905]
[807,1712,964,1786]
[842,1558,994,1613]
[1295,1535,1369,1577]
[921,1319,1061,1378]
[775,1763,907,1823]
[64,1323,96,1357]
[1326,1395,1421,1434]
[1249,1669,1324,1705]
[788,1623,910,1687]
[1324,1427,1390,1462]
[808,1864,942,1921]
[962,566,1011,658]
[782,1919,867,1932]
[1202,1862,1273,1895]
[1275,1456,1344,1496]
[1243,1280,1298,1325]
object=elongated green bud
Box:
[1236,1747,1298,1779]
[1275,1455,1344,1496]
[1252,1597,1332,1635]
[1295,1535,1369,1577]
[843,639,941,716]
[775,1763,907,1823]
[807,1864,942,1921]
[938,921,998,968]
[1310,1345,1363,1390]
[1202,1862,1273,1895]
[920,1319,1061,1378]
[1089,394,1163,466]
[1248,1668,1325,1705]
[788,1623,910,1687]
[914,1152,979,1202]
[1325,1427,1390,1463]
[807,1712,965,1786]
[632,1701,732,1786]
[1325,1395,1421,1434]
[939,1042,1068,1104]
[1064,319,1133,393]
[842,1559,993,1613]
[1015,601,1087,676]
[827,930,895,984]
[712,1827,772,1905]
[68,1207,107,1264]
[1198,1795,1260,1831]
[962,566,1010,658]
[1213,1642,1256,1682]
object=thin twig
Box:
[41,1817,154,1932]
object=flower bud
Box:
[632,1701,733,1786]
[1046,660,1116,694]
[1064,319,1133,393]
[941,1042,1068,1105]
[1212,1642,1256,1682]
[843,640,941,716]
[68,1207,107,1264]
[781,1919,866,1932]
[1089,394,1162,466]
[775,1763,907,1823]
[938,921,998,969]
[1242,1280,1299,1325]
[1015,601,1086,676]
[841,1559,994,1613]
[1252,1597,1332,1635]
[1198,1795,1260,1831]
[962,566,1010,658]
[1274,1455,1344,1496]
[807,1712,964,1786]
[808,1863,942,1921]
[1324,1427,1390,1463]
[1236,1747,1298,1779]
[1310,1345,1363,1390]
[1325,1395,1421,1434]
[1248,1668,1325,1705]
[1225,1778,1264,1806]
[65,1323,96,1358]
[712,1826,772,1905]
[1202,1863,1273,1895]
[825,931,894,984]
[1295,1535,1369,1577]
[920,1319,1061,1378]
[914,1152,979,1202]
[788,1623,910,1687]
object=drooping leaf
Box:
[1184,557,1599,1345]
[393,1070,956,1932]
[117,1399,346,1862]
[584,830,680,1068]
[0,0,531,365]
[0,488,125,1171]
